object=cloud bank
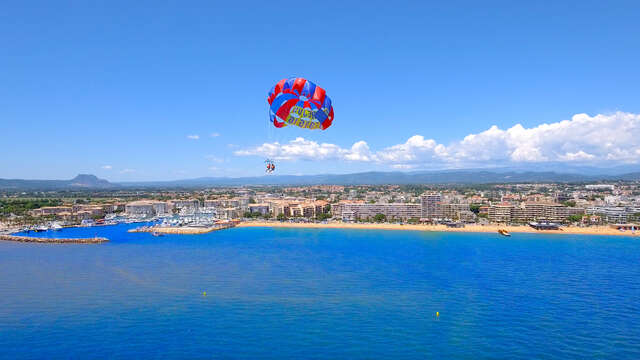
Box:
[235,112,640,168]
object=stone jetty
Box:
[0,234,108,244]
[128,220,239,235]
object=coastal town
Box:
[1,182,639,237]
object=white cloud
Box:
[187,135,200,140]
[444,112,640,165]
[120,169,136,174]
[344,141,374,161]
[235,112,640,168]
[101,165,112,170]
[235,137,352,161]
[558,151,596,161]
[374,135,444,163]
[210,132,220,138]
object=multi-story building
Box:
[338,203,421,222]
[101,203,125,213]
[204,199,227,209]
[458,210,477,223]
[204,197,250,212]
[287,203,313,217]
[234,197,251,211]
[585,184,615,191]
[29,206,73,217]
[269,201,291,218]
[72,204,107,214]
[125,200,169,217]
[313,200,331,217]
[492,202,584,223]
[518,202,583,222]
[218,207,241,220]
[268,200,329,218]
[29,204,121,220]
[586,206,638,224]
[420,193,442,219]
[331,200,362,219]
[479,206,489,216]
[439,203,471,220]
[248,203,270,216]
[341,210,356,222]
[549,205,584,222]
[168,199,200,212]
[488,203,513,223]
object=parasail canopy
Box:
[267,77,334,130]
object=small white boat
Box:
[35,225,49,232]
[51,223,63,231]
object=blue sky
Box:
[2,1,639,180]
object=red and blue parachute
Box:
[267,77,334,130]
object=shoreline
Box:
[2,222,637,238]
[237,222,639,237]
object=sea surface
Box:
[1,224,639,359]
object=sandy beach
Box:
[237,221,639,237]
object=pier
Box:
[0,234,109,244]
[128,220,239,235]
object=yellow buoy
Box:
[436,311,439,317]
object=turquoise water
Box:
[1,224,639,359]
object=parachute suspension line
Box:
[266,105,276,173]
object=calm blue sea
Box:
[1,224,639,359]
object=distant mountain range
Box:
[1,170,639,190]
[0,174,116,190]
[119,170,640,187]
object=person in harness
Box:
[265,159,275,173]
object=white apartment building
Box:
[125,200,169,216]
[339,203,421,222]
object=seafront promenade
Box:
[237,221,639,237]
[0,234,108,244]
